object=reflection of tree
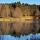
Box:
[32,10,36,16]
[37,17,40,33]
[32,10,36,33]
[32,17,36,33]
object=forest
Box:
[0,2,40,37]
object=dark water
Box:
[0,34,40,40]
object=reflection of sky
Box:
[0,0,40,5]
[0,34,40,40]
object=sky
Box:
[0,0,40,5]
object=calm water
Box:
[0,33,40,40]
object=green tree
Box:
[24,3,28,6]
[16,1,21,6]
[22,3,25,6]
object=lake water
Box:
[0,33,40,40]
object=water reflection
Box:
[0,34,40,40]
[0,17,40,35]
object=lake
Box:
[0,33,40,40]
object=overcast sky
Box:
[0,0,40,5]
